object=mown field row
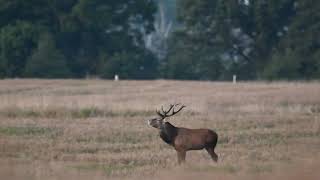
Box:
[0,79,319,180]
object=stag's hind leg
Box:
[205,146,218,162]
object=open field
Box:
[0,79,319,180]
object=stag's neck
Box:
[159,122,178,145]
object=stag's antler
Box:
[157,104,186,119]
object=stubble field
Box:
[0,79,319,180]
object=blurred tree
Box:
[263,0,320,79]
[25,33,70,78]
[263,48,301,80]
[163,30,224,80]
[0,0,158,79]
[170,0,298,80]
[0,21,37,77]
[63,0,157,77]
[99,50,158,79]
[163,0,234,80]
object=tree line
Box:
[0,0,157,79]
[164,0,320,80]
[0,0,319,80]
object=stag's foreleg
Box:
[176,150,186,164]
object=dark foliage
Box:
[0,0,319,80]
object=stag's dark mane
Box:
[159,122,177,145]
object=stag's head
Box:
[148,104,186,129]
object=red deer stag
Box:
[148,104,218,164]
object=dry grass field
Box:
[0,79,319,180]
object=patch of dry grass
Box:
[0,79,319,179]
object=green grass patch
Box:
[231,130,320,147]
[218,135,230,144]
[75,131,152,144]
[189,164,239,173]
[0,126,60,137]
[0,107,155,119]
[232,132,286,146]
[72,107,107,118]
[61,147,99,154]
[311,105,320,114]
[74,160,145,176]
[248,163,273,173]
